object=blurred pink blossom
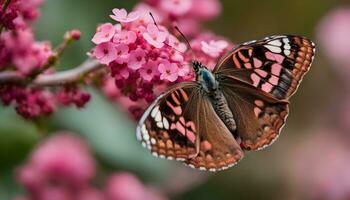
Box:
[188,0,221,20]
[17,133,95,189]
[289,130,350,200]
[159,0,192,16]
[317,7,350,81]
[201,40,228,58]
[104,173,167,200]
[16,132,168,199]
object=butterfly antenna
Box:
[149,13,186,55]
[149,12,160,30]
[174,26,196,59]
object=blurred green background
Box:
[0,0,347,199]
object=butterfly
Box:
[136,35,315,172]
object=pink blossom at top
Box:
[92,23,116,44]
[104,172,167,200]
[110,8,139,23]
[201,40,228,58]
[139,60,159,81]
[158,60,179,82]
[317,7,350,81]
[159,0,193,16]
[128,48,146,70]
[143,24,168,48]
[133,3,164,25]
[188,0,221,20]
[114,44,129,64]
[113,30,137,44]
[93,42,118,65]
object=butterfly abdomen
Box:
[208,90,238,137]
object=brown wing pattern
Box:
[137,82,243,171]
[214,35,315,100]
[220,77,289,150]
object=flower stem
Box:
[0,59,103,87]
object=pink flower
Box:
[93,42,118,65]
[128,48,146,70]
[143,24,168,48]
[201,40,228,57]
[133,3,164,25]
[317,7,350,81]
[178,64,191,77]
[92,23,116,44]
[159,0,193,16]
[168,35,187,52]
[113,30,137,44]
[17,133,95,191]
[110,8,139,23]
[158,60,179,82]
[104,172,167,200]
[115,44,129,64]
[139,60,159,81]
[189,0,221,20]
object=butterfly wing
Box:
[214,35,316,100]
[137,82,243,171]
[220,78,289,150]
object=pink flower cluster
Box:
[0,0,44,30]
[16,133,167,200]
[93,1,231,120]
[0,85,55,118]
[0,0,91,119]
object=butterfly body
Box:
[137,35,315,171]
[194,61,238,138]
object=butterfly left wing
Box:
[137,82,244,171]
[214,35,315,100]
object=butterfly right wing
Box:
[137,82,243,171]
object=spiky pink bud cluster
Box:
[93,1,231,120]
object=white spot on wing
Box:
[268,40,282,46]
[151,106,159,118]
[284,49,291,56]
[150,138,156,145]
[163,117,169,129]
[156,121,163,128]
[155,111,161,122]
[264,45,282,53]
[152,152,158,157]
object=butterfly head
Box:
[192,60,218,92]
[191,60,205,73]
